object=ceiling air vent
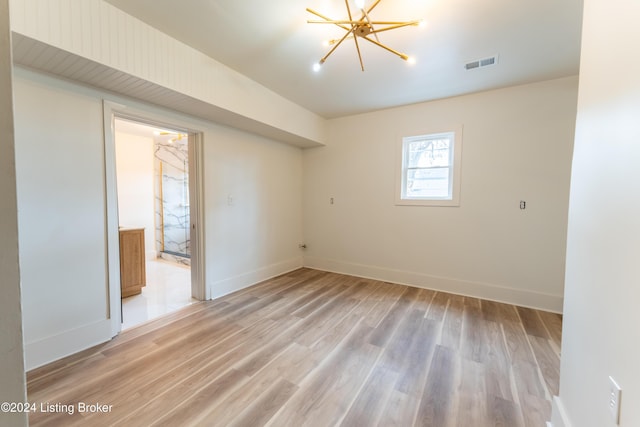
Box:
[465,55,499,70]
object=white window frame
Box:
[395,127,463,206]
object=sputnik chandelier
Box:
[306,0,423,71]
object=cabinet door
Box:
[119,229,146,297]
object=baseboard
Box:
[24,319,112,371]
[210,257,304,299]
[303,256,563,313]
[551,395,572,427]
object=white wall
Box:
[303,76,578,312]
[114,131,156,258]
[205,124,304,298]
[13,66,304,369]
[14,69,113,370]
[553,1,640,426]
[0,0,27,424]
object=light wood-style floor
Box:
[27,268,562,427]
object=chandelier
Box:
[306,0,423,71]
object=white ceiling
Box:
[104,0,583,119]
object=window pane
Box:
[407,138,451,168]
[406,167,450,198]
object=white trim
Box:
[303,256,563,313]
[551,395,572,427]
[24,320,112,371]
[188,132,207,300]
[102,100,207,336]
[211,257,303,299]
[103,101,123,337]
[395,126,463,207]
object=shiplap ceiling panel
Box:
[11,33,321,148]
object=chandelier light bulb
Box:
[355,0,365,9]
[313,62,322,72]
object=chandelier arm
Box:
[365,0,383,15]
[345,0,354,21]
[320,27,357,64]
[352,30,365,71]
[360,35,409,61]
[356,0,383,41]
[363,21,422,25]
[361,9,380,42]
[369,22,421,34]
[344,0,364,71]
[307,20,367,25]
[307,20,416,25]
[306,8,351,31]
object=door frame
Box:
[103,100,206,336]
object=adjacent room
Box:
[114,118,196,329]
[1,0,639,427]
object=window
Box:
[396,128,462,206]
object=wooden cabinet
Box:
[119,228,146,298]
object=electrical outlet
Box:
[609,376,622,424]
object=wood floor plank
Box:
[537,310,563,352]
[415,345,457,427]
[516,306,550,339]
[27,268,562,427]
[502,316,539,365]
[425,291,449,321]
[340,364,398,426]
[382,309,429,373]
[377,390,420,427]
[440,294,464,351]
[357,281,406,328]
[461,297,488,363]
[455,358,489,427]
[267,322,380,426]
[369,286,421,347]
[228,378,298,427]
[394,318,439,397]
[488,395,525,427]
[512,360,548,400]
[481,299,520,324]
[519,393,552,427]
[528,335,561,396]
[149,368,249,427]
[198,343,315,426]
[483,320,515,402]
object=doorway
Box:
[103,103,206,335]
[114,118,196,329]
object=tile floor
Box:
[121,258,197,330]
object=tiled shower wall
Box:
[154,138,190,265]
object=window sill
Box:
[395,198,460,207]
